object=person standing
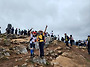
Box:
[88,35,90,54]
[51,31,54,37]
[69,35,74,47]
[61,37,64,42]
[15,28,18,35]
[57,35,60,41]
[65,33,69,47]
[19,29,21,35]
[11,27,14,34]
[37,25,48,58]
[0,27,1,34]
[29,28,37,57]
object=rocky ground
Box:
[0,34,90,67]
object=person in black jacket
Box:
[0,27,1,34]
[15,28,17,35]
[65,33,69,47]
[88,35,90,54]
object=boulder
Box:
[0,52,4,58]
[4,39,11,46]
[15,45,28,54]
[57,51,62,55]
[51,56,79,67]
[4,52,10,56]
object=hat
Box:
[39,30,43,32]
[33,32,36,34]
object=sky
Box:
[0,0,90,40]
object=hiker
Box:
[87,35,90,54]
[24,29,27,35]
[21,30,24,35]
[28,29,30,36]
[37,25,48,58]
[57,35,60,41]
[69,35,74,47]
[61,37,64,42]
[51,31,54,37]
[11,27,14,34]
[15,28,17,35]
[65,33,69,47]
[29,28,37,57]
[0,27,1,34]
[6,28,10,34]
[19,29,21,35]
[78,40,81,46]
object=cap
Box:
[33,32,36,34]
[39,30,43,32]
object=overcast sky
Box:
[0,0,90,40]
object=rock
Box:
[0,52,4,58]
[15,45,28,54]
[27,44,30,50]
[13,65,18,67]
[51,56,79,67]
[32,57,47,64]
[51,53,55,56]
[42,58,46,64]
[46,48,49,51]
[49,50,54,54]
[62,52,69,57]
[45,52,49,56]
[0,47,4,51]
[18,58,23,61]
[25,59,28,62]
[27,65,34,67]
[15,59,18,62]
[50,57,53,60]
[58,51,62,55]
[54,53,58,57]
[16,35,27,39]
[22,63,27,67]
[7,34,17,39]
[56,47,62,50]
[4,39,11,46]
[4,52,10,56]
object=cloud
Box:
[0,0,90,40]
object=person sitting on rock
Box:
[29,28,37,57]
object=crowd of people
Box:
[60,33,90,55]
[5,24,57,58]
[0,24,90,57]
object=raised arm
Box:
[44,25,48,33]
[29,28,33,34]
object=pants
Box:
[65,41,69,47]
[39,42,45,57]
[88,42,90,54]
[30,43,35,48]
[70,40,73,46]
